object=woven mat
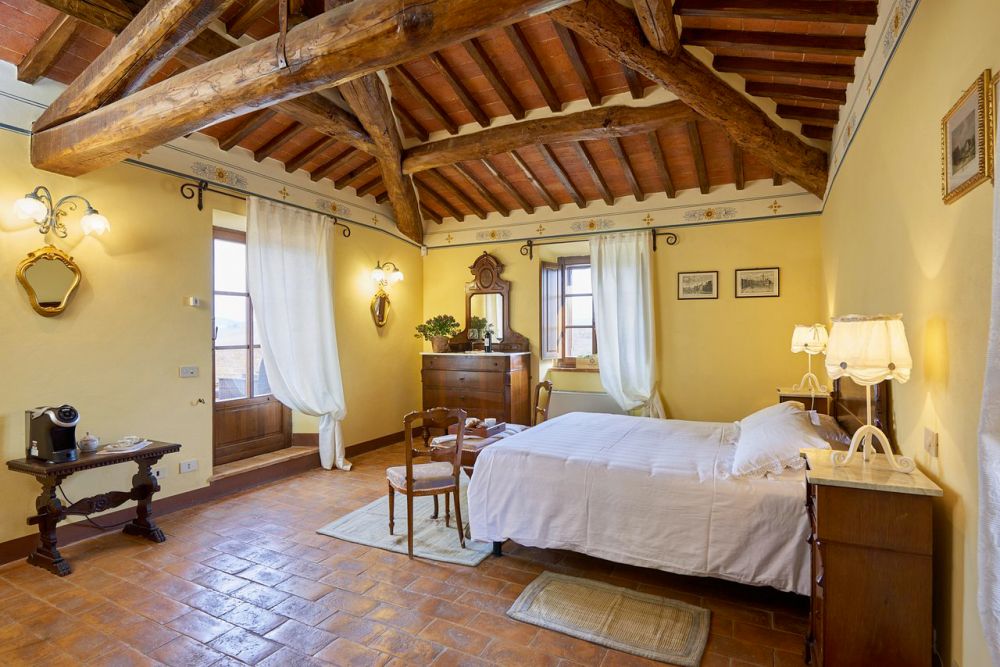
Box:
[508,571,711,665]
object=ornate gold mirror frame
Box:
[16,245,82,317]
[370,289,390,328]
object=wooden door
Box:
[213,227,291,465]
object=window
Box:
[213,228,270,402]
[540,256,596,365]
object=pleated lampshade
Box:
[825,315,912,385]
[791,324,828,355]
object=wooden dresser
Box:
[802,449,942,666]
[421,352,531,426]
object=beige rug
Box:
[316,481,491,566]
[508,571,711,666]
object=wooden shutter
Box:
[540,261,561,360]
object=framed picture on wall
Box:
[735,267,780,298]
[677,271,718,300]
[941,69,993,203]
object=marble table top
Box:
[802,448,943,496]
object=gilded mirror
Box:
[16,246,81,317]
[370,290,390,328]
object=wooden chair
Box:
[533,380,553,425]
[387,408,467,558]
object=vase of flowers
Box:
[415,314,462,352]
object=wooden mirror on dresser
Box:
[450,252,528,352]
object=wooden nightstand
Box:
[802,449,942,666]
[777,387,832,415]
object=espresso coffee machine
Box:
[26,405,80,463]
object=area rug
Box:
[507,571,711,666]
[316,482,491,566]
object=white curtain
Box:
[247,197,350,470]
[590,231,665,418]
[979,136,1000,664]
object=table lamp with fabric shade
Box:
[791,324,829,393]
[825,314,916,473]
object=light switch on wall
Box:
[924,428,939,458]
[179,366,199,378]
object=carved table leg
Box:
[26,475,71,576]
[122,458,166,543]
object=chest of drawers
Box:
[421,352,530,426]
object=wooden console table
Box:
[6,441,180,576]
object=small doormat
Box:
[507,571,711,666]
[316,483,491,566]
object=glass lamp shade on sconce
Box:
[14,195,48,223]
[80,210,110,236]
[14,186,110,238]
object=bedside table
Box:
[777,387,832,415]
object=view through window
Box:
[541,256,596,364]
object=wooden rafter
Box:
[553,23,600,106]
[606,137,643,201]
[633,0,680,55]
[421,204,444,223]
[673,0,878,24]
[450,163,511,217]
[429,52,490,128]
[310,147,355,181]
[746,82,847,105]
[393,102,429,142]
[622,65,645,99]
[463,38,525,120]
[416,177,465,220]
[731,141,744,190]
[403,101,697,173]
[713,56,855,83]
[802,125,833,142]
[686,121,709,194]
[31,0,577,176]
[536,144,584,208]
[285,136,338,173]
[645,131,675,198]
[355,175,383,197]
[17,15,79,84]
[682,29,866,57]
[480,158,535,214]
[505,24,561,113]
[509,150,560,211]
[254,122,304,161]
[777,104,839,127]
[37,0,235,132]
[31,0,130,33]
[334,158,378,189]
[570,141,613,205]
[773,172,784,186]
[218,109,277,151]
[395,66,458,135]
[550,0,829,197]
[227,0,274,38]
[427,169,487,219]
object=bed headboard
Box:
[829,378,897,453]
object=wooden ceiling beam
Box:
[633,0,680,55]
[550,0,829,197]
[731,141,744,190]
[31,0,576,176]
[17,15,80,84]
[686,121,709,194]
[622,65,645,99]
[607,137,643,201]
[464,38,525,120]
[776,104,839,127]
[509,150,560,211]
[505,24,561,113]
[480,158,535,214]
[773,172,783,186]
[218,109,277,150]
[395,66,459,135]
[746,82,847,105]
[376,191,390,205]
[32,0,131,33]
[355,175,383,197]
[451,163,511,216]
[553,23,601,106]
[334,157,378,189]
[427,169,488,219]
[681,29,866,57]
[285,135,338,173]
[570,141,613,205]
[403,101,697,173]
[645,131,675,198]
[310,146,355,181]
[416,178,465,220]
[537,144,585,208]
[802,125,833,141]
[341,74,424,242]
[392,102,429,142]
[227,0,275,38]
[420,203,444,223]
[429,52,491,128]
[36,0,235,132]
[254,121,305,161]
[713,56,855,83]
[674,0,878,24]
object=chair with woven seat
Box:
[388,407,467,558]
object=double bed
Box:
[467,380,893,596]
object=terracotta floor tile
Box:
[222,602,288,635]
[241,564,293,587]
[283,559,334,581]
[733,620,804,653]
[598,648,666,666]
[233,581,292,609]
[84,644,159,666]
[704,634,773,666]
[320,588,382,616]
[480,639,562,667]
[430,647,494,667]
[150,635,225,667]
[366,603,434,634]
[52,625,121,661]
[531,628,608,664]
[187,589,243,617]
[258,645,328,666]
[209,627,281,664]
[0,638,74,666]
[460,612,538,646]
[272,594,336,626]
[455,590,512,616]
[195,569,250,595]
[414,596,479,625]
[318,611,390,644]
[773,648,809,666]
[320,572,378,595]
[110,618,181,653]
[365,626,445,663]
[316,636,392,667]
[265,618,337,654]
[203,553,253,575]
[418,619,492,655]
[276,574,335,600]
[168,609,236,643]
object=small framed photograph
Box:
[735,267,779,298]
[942,69,993,203]
[678,271,718,300]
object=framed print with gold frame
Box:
[942,69,993,203]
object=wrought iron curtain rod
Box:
[519,228,678,260]
[178,179,351,237]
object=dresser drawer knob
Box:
[816,574,824,588]
[806,534,814,545]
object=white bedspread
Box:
[468,412,811,595]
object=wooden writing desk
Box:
[6,441,180,576]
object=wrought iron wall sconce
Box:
[370,260,404,328]
[14,186,110,238]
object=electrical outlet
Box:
[179,366,199,378]
[152,466,166,480]
[924,428,939,458]
[179,459,198,474]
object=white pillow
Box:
[732,407,830,478]
[739,401,805,430]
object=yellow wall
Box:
[0,131,421,544]
[422,215,825,422]
[819,1,996,663]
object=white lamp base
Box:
[831,424,916,473]
[792,372,828,394]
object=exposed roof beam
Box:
[450,163,511,216]
[227,0,275,38]
[285,135,338,173]
[32,0,130,33]
[464,38,525,120]
[607,136,643,201]
[427,169,487,219]
[802,125,833,142]
[776,104,839,127]
[713,56,855,83]
[509,149,560,211]
[731,141,744,190]
[218,109,277,151]
[310,146,355,181]
[536,144,585,208]
[553,23,601,106]
[646,131,675,198]
[480,158,535,214]
[416,177,465,220]
[504,23,561,112]
[394,66,459,135]
[674,0,878,24]
[421,203,444,223]
[622,65,645,99]
[746,82,847,105]
[392,102,429,142]
[17,15,80,84]
[254,122,305,161]
[31,0,576,176]
[633,0,679,55]
[403,101,697,174]
[429,52,490,128]
[570,141,613,205]
[550,0,829,197]
[355,175,383,197]
[334,158,378,189]
[686,121,709,194]
[773,172,783,186]
[681,29,866,57]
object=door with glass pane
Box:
[212,228,291,465]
